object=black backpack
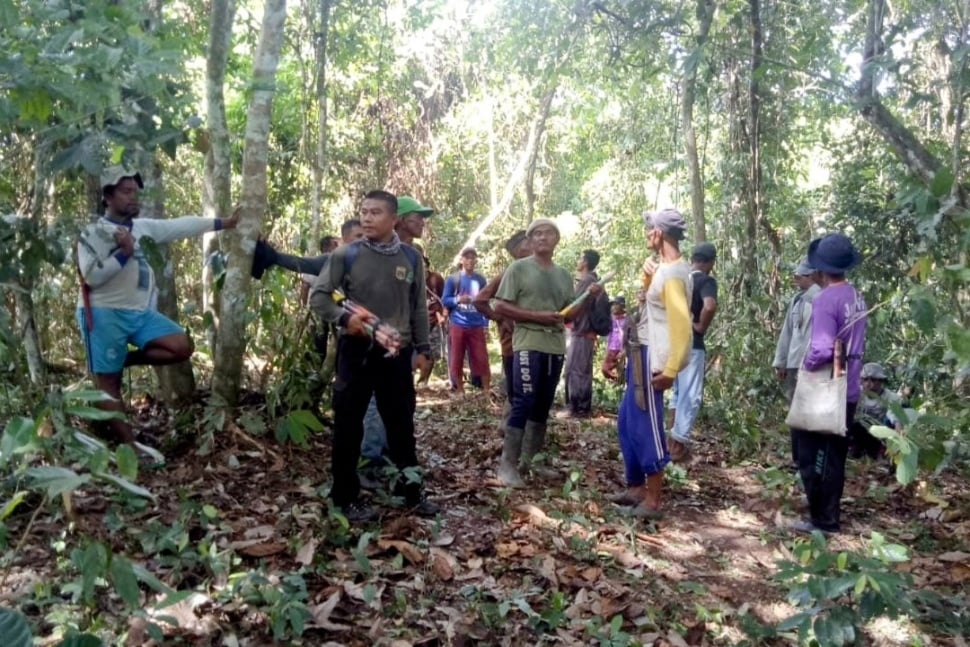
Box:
[588,289,613,336]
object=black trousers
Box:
[793,401,857,532]
[331,337,420,507]
[507,350,564,430]
[848,420,886,459]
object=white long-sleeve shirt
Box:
[77,215,219,311]
[772,283,820,369]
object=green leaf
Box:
[109,555,141,607]
[131,563,173,594]
[822,574,857,599]
[867,425,898,441]
[0,607,33,647]
[64,389,117,403]
[26,466,91,497]
[64,405,125,422]
[288,409,325,432]
[74,542,108,603]
[872,541,909,564]
[57,633,104,647]
[115,445,139,481]
[930,167,954,197]
[1,417,40,465]
[813,615,835,647]
[155,590,194,609]
[777,610,814,632]
[95,473,155,500]
[0,492,27,522]
[908,292,937,334]
[836,552,848,571]
[896,449,918,485]
[946,323,970,363]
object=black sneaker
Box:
[786,517,837,537]
[339,501,378,523]
[408,496,440,518]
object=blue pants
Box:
[617,345,669,485]
[77,307,183,374]
[507,350,564,430]
[361,396,387,462]
[670,348,706,443]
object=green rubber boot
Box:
[497,427,526,488]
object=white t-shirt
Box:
[77,215,218,311]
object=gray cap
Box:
[861,362,888,380]
[526,217,560,238]
[692,241,716,262]
[642,208,686,241]
[794,259,816,276]
[101,166,143,190]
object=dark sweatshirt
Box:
[309,241,431,354]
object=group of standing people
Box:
[476,209,721,520]
[76,167,885,532]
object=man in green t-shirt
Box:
[493,218,601,487]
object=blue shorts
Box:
[77,307,185,374]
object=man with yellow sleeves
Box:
[608,209,693,518]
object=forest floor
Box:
[3,381,969,646]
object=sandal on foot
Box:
[607,491,641,506]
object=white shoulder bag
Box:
[785,338,847,436]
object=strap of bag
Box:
[74,241,94,332]
[630,346,647,410]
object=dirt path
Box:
[3,389,968,645]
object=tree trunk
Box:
[311,0,333,245]
[212,0,288,406]
[748,0,780,259]
[202,0,237,352]
[453,86,556,264]
[487,95,498,214]
[140,1,196,402]
[522,88,554,223]
[727,56,758,297]
[856,0,945,192]
[16,148,48,384]
[140,155,197,402]
[14,289,44,384]
[682,0,715,242]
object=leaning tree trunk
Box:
[453,86,556,265]
[212,0,288,406]
[202,0,237,353]
[682,0,715,242]
[856,0,943,191]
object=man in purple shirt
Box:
[790,233,867,535]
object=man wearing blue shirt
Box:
[442,248,490,394]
